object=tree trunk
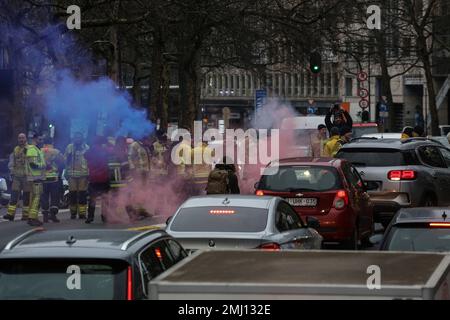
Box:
[375,31,395,131]
[160,62,170,131]
[149,43,162,123]
[132,71,142,107]
[178,59,200,132]
[421,51,440,136]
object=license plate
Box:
[286,198,317,207]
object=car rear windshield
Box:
[336,148,411,167]
[259,166,341,192]
[170,207,268,232]
[385,225,450,252]
[0,259,128,300]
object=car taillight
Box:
[333,190,348,209]
[127,266,133,300]
[429,223,450,228]
[259,242,281,251]
[388,170,417,181]
[256,190,264,196]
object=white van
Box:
[280,116,326,157]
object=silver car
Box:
[336,138,450,227]
[165,195,323,251]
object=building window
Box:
[326,73,332,96]
[287,74,292,96]
[306,75,311,96]
[345,77,353,97]
[294,74,299,96]
[300,73,305,96]
[320,73,325,96]
[334,73,339,96]
[402,37,411,57]
[313,76,318,96]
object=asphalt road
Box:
[0,206,166,251]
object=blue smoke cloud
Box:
[46,70,155,140]
[1,20,155,142]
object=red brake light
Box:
[256,190,264,196]
[259,242,281,251]
[209,209,235,215]
[388,170,417,181]
[429,223,450,228]
[127,266,133,300]
[401,170,416,180]
[333,190,348,209]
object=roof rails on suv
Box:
[350,137,379,142]
[4,227,45,250]
[401,137,444,145]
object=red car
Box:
[255,157,374,249]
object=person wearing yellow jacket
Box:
[323,127,343,158]
[41,137,64,223]
[3,133,31,221]
[64,132,89,220]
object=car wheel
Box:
[341,227,359,250]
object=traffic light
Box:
[309,52,321,74]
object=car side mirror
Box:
[166,216,173,226]
[306,216,320,229]
[254,182,260,190]
[369,234,383,245]
[364,181,378,191]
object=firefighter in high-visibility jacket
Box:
[14,133,47,226]
[41,137,64,223]
[108,136,130,189]
[190,141,214,195]
[150,132,169,179]
[127,136,153,219]
[64,132,89,220]
[3,133,32,221]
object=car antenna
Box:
[66,235,77,245]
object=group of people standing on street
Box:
[309,103,354,158]
[2,129,172,226]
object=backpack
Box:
[206,169,229,194]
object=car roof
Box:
[340,138,442,150]
[180,195,277,210]
[393,207,450,225]
[0,228,168,260]
[361,133,401,138]
[268,157,344,167]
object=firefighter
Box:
[127,135,153,220]
[150,131,169,178]
[41,137,64,223]
[85,136,111,224]
[128,135,152,179]
[109,136,130,189]
[64,132,89,220]
[190,141,213,195]
[3,133,31,221]
[323,127,343,157]
[24,133,46,226]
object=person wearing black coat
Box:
[325,103,353,136]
